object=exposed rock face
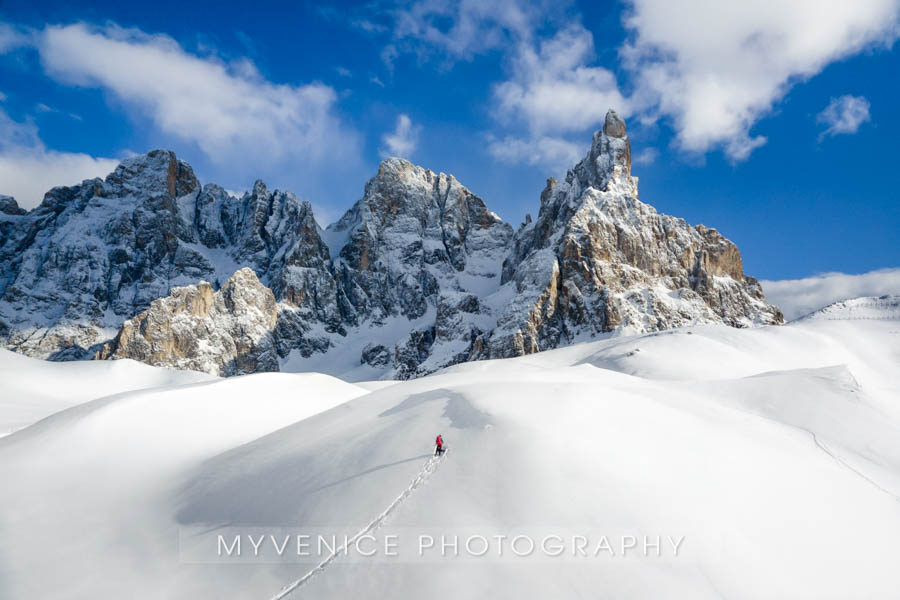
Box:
[97,268,278,375]
[2,111,783,379]
[325,157,512,377]
[0,151,513,377]
[488,110,782,357]
[0,195,26,216]
[328,158,511,319]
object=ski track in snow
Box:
[803,429,900,504]
[269,450,449,599]
[726,404,900,504]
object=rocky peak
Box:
[103,149,199,200]
[333,157,497,234]
[569,108,633,195]
[502,110,638,282]
[251,179,268,198]
[329,156,511,275]
[0,195,25,216]
[491,110,782,358]
[603,109,627,138]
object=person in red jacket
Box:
[435,434,445,456]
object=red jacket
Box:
[435,435,443,446]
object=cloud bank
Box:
[761,268,900,321]
[386,0,900,168]
[37,23,360,169]
[0,21,366,210]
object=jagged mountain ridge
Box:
[488,111,782,357]
[0,150,330,359]
[0,110,783,378]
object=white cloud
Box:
[0,22,30,53]
[380,114,421,158]
[0,108,118,209]
[486,24,629,173]
[494,25,629,135]
[386,3,626,171]
[380,44,399,72]
[761,268,900,321]
[817,94,871,139]
[486,134,582,173]
[632,147,659,166]
[622,0,900,160]
[391,0,538,60]
[35,23,359,169]
[380,1,899,166]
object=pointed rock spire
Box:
[567,108,633,194]
[603,109,627,138]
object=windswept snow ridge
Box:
[0,347,214,436]
[2,315,900,598]
[797,294,900,322]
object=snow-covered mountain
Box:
[0,111,782,377]
[1,306,897,599]
[0,150,330,360]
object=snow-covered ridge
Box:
[1,112,781,378]
[0,347,214,437]
[797,295,900,321]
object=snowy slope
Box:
[0,348,215,437]
[796,294,900,321]
[1,314,899,599]
[0,371,370,599]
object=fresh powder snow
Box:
[1,304,899,598]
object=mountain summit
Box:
[490,109,781,356]
[0,111,782,378]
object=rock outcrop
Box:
[2,111,783,379]
[0,195,26,216]
[96,268,278,375]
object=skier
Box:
[435,434,445,456]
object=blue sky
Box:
[0,0,898,281]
